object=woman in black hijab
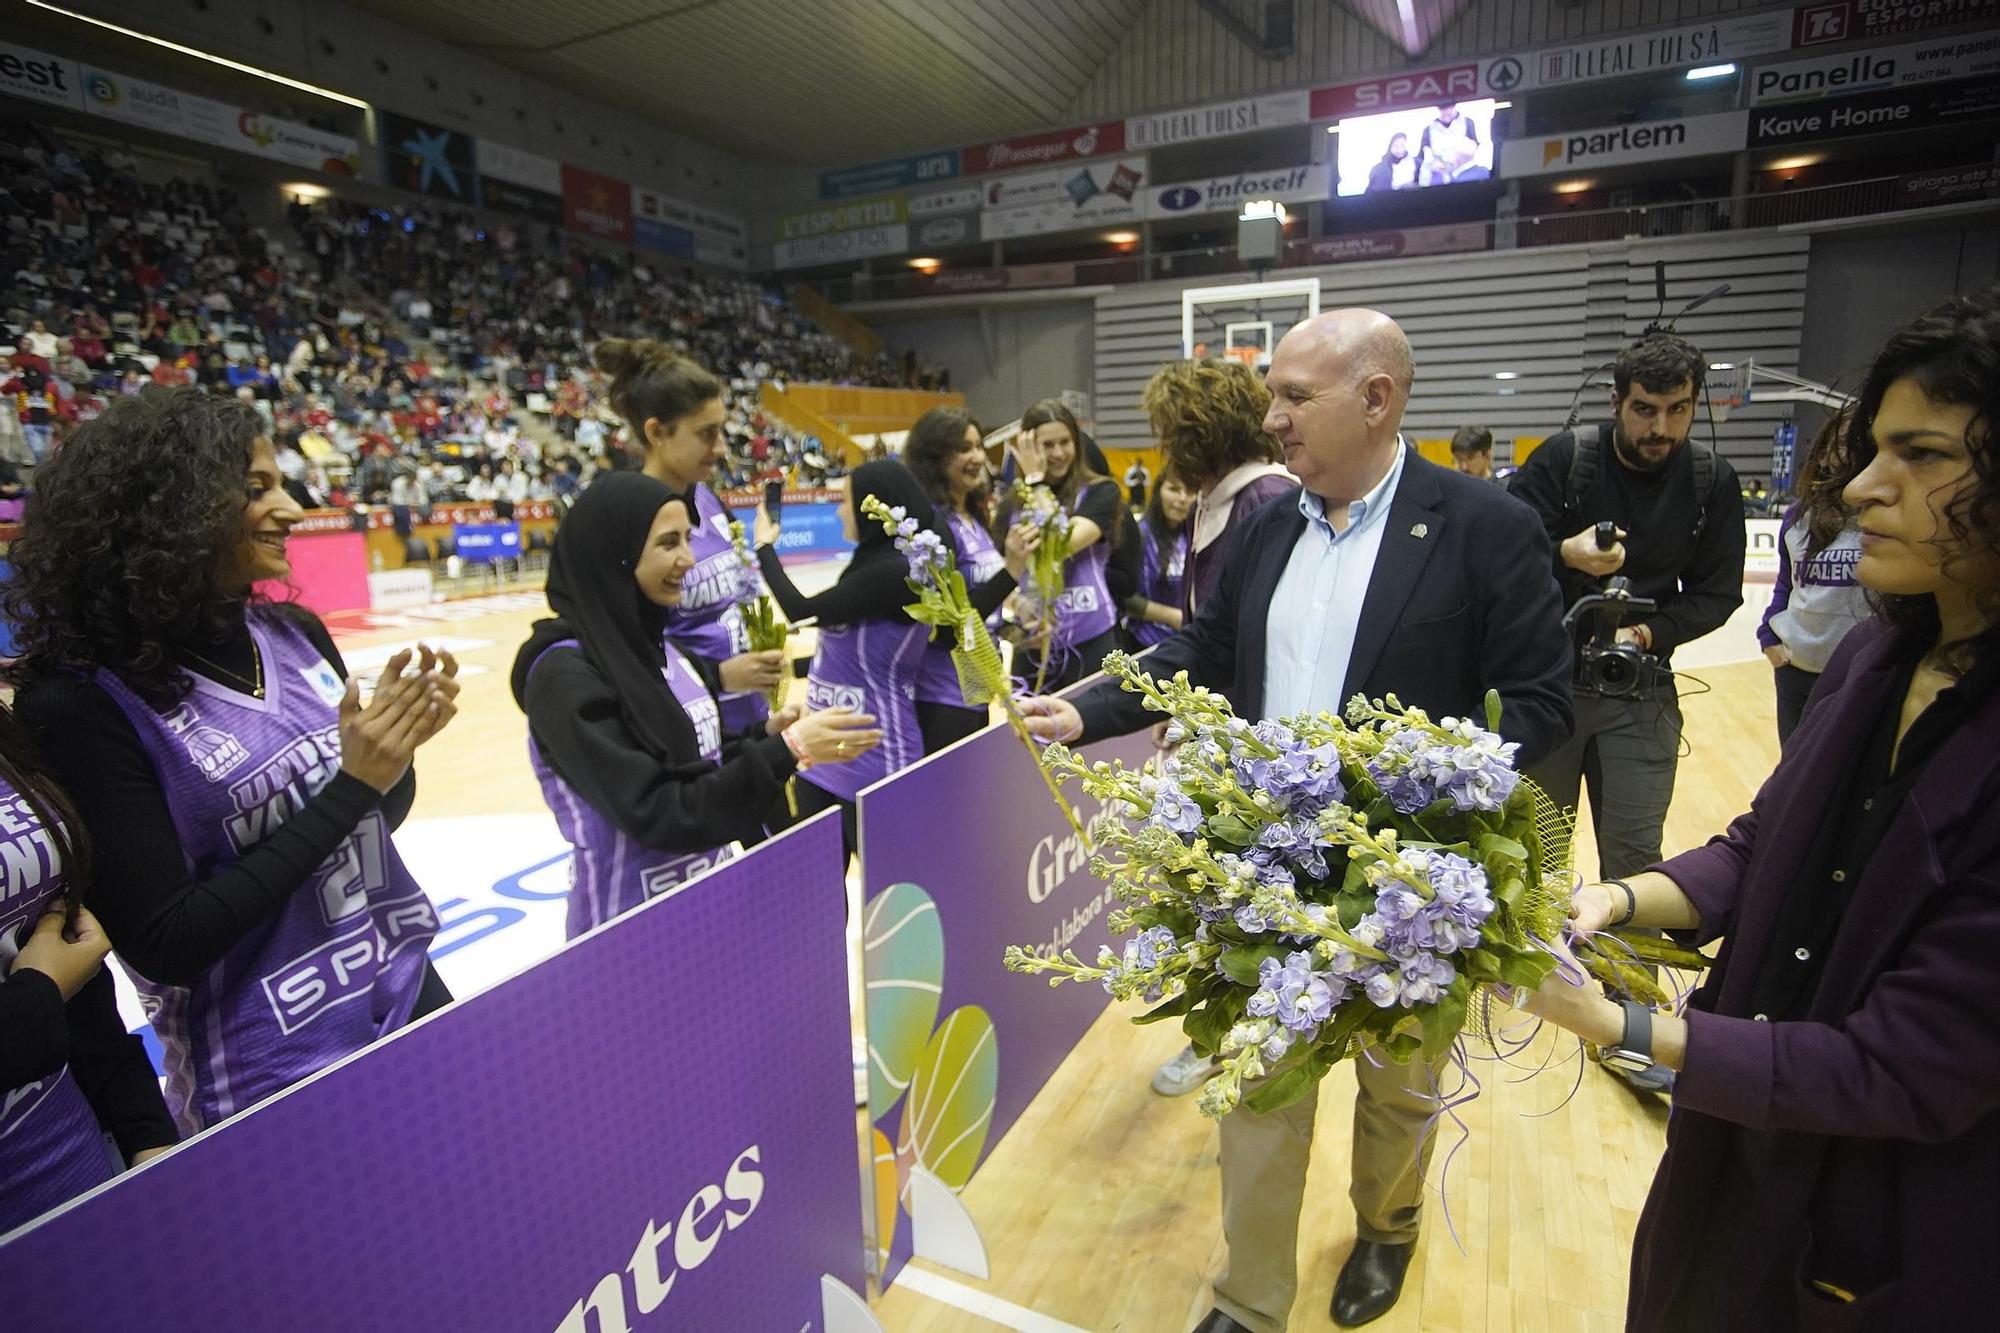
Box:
[753,460,943,856]
[514,472,880,937]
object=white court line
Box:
[892,1264,1094,1333]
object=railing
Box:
[818,172,1993,304]
[758,382,864,466]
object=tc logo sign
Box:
[1796,2,1851,45]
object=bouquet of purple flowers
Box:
[1006,654,1699,1118]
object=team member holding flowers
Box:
[600,337,785,732]
[513,473,879,938]
[1,712,177,1233]
[1123,470,1195,648]
[755,461,941,854]
[7,389,460,1135]
[1524,290,2000,1331]
[995,398,1127,691]
[901,406,1040,750]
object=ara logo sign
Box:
[1158,186,1203,211]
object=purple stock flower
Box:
[1148,785,1203,836]
[1130,926,1178,969]
[1233,902,1271,934]
[1362,966,1400,1008]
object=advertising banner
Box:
[634,218,698,259]
[913,211,979,249]
[962,121,1126,175]
[561,164,633,243]
[1530,11,1793,87]
[858,718,1156,1286]
[379,111,478,203]
[1899,160,2000,203]
[981,156,1148,240]
[1793,0,1997,47]
[1750,28,2000,103]
[776,196,908,242]
[1313,62,1486,118]
[919,262,1079,295]
[762,501,854,560]
[820,149,961,200]
[774,224,911,270]
[74,64,360,174]
[1747,73,2000,145]
[479,175,563,225]
[1147,163,1330,219]
[0,41,79,108]
[1501,110,1748,177]
[475,139,562,193]
[0,814,869,1333]
[452,523,520,564]
[1294,222,1490,266]
[908,184,985,218]
[1126,90,1310,148]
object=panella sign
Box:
[1311,63,1481,118]
[961,121,1126,174]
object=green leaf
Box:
[1476,832,1529,864]
[1218,943,1290,987]
[1184,993,1240,1056]
[1132,990,1198,1025]
[1418,981,1470,1060]
[1205,813,1259,847]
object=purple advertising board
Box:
[857,707,1156,1285]
[0,813,868,1333]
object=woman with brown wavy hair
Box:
[1142,358,1297,621]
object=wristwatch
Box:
[1602,1000,1654,1075]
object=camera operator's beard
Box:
[1612,418,1686,474]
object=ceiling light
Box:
[1496,388,1517,396]
[282,182,332,201]
[1239,200,1288,223]
[1709,362,1736,371]
[1102,230,1140,245]
[1492,371,1519,380]
[25,1,370,108]
[1767,154,1824,172]
[1553,179,1595,195]
[1685,63,1737,81]
[907,257,941,271]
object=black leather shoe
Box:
[1331,1239,1416,1327]
[1190,1309,1253,1333]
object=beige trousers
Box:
[1210,1055,1443,1333]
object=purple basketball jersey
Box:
[1128,523,1188,648]
[92,612,439,1134]
[0,780,118,1232]
[915,511,1007,708]
[1049,541,1116,652]
[528,641,732,940]
[662,483,769,733]
[799,618,928,803]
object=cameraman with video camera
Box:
[1508,333,1746,1089]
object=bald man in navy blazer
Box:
[1025,310,1573,1332]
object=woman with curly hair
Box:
[1,705,176,1232]
[1524,288,2000,1330]
[6,387,462,1135]
[900,406,1039,751]
[1142,358,1297,619]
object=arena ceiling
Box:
[343,0,1475,166]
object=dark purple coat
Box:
[1631,620,2000,1331]
[1185,471,1298,618]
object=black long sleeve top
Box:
[13,612,414,990]
[1505,424,1747,659]
[523,647,796,852]
[757,544,911,627]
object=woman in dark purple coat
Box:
[1524,288,2000,1330]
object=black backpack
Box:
[1561,423,1716,543]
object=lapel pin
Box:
[1409,522,1429,539]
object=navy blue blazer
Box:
[1073,447,1574,767]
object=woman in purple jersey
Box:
[7,389,461,1134]
[754,461,941,858]
[0,705,176,1233]
[600,338,786,733]
[1121,470,1194,649]
[993,398,1127,692]
[900,406,1040,752]
[512,473,878,938]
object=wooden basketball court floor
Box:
[323,576,1785,1333]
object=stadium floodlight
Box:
[1685,63,1736,81]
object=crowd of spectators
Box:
[1,123,908,512]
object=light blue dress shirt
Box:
[1263,444,1408,721]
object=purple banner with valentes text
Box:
[856,702,1156,1286]
[0,812,871,1333]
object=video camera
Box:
[1564,524,1669,698]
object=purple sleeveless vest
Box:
[527,640,731,940]
[0,780,118,1232]
[662,483,769,734]
[799,618,928,802]
[92,611,438,1134]
[915,510,1006,708]
[1128,522,1189,648]
[1050,513,1117,652]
